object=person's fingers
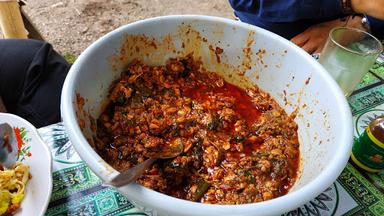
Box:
[314,48,323,54]
[290,33,309,47]
[301,42,318,54]
[314,44,326,54]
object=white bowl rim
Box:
[61,15,353,214]
[0,112,53,216]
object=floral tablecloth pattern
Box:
[39,56,384,216]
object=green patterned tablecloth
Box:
[38,57,384,216]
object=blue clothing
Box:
[367,16,384,41]
[229,0,384,40]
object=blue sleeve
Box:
[229,0,343,22]
[367,16,384,41]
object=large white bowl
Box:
[61,15,353,216]
[0,113,52,216]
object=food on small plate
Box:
[0,162,30,215]
[95,55,300,204]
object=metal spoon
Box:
[0,123,18,169]
[107,138,184,187]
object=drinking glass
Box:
[319,27,383,97]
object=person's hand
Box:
[291,16,366,54]
[352,0,384,20]
[290,19,343,54]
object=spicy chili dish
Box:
[95,55,300,204]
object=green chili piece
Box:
[191,179,211,201]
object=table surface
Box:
[38,56,384,216]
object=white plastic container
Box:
[61,15,353,216]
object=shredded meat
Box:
[96,55,300,204]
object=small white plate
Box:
[0,113,52,216]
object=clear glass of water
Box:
[319,27,383,97]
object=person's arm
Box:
[290,0,384,54]
[290,16,368,54]
[229,0,342,22]
[352,0,384,20]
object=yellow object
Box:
[351,153,381,172]
[0,162,30,215]
[0,0,28,38]
[366,126,384,149]
[0,190,11,215]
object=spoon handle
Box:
[0,123,17,168]
[107,157,157,187]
